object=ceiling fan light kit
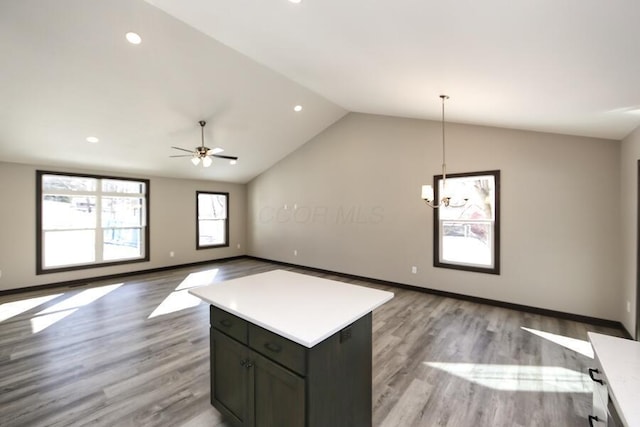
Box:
[170,120,238,168]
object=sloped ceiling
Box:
[0,0,346,183]
[1,0,639,183]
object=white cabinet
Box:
[587,364,621,426]
[588,333,640,427]
[588,366,607,425]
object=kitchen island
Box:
[588,332,640,426]
[189,269,394,427]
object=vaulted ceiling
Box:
[1,0,639,183]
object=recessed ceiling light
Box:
[294,105,303,112]
[230,160,237,165]
[125,32,142,45]
[289,0,302,3]
[86,136,99,143]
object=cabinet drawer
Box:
[210,306,248,344]
[249,324,306,376]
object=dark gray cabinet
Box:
[209,305,372,427]
[211,329,251,426]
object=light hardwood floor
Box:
[0,258,625,427]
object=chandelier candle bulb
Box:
[421,185,434,201]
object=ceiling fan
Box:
[170,120,238,167]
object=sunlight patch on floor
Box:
[0,294,62,323]
[30,283,123,333]
[521,326,594,359]
[425,362,593,393]
[148,268,219,319]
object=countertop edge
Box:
[194,291,393,347]
[188,271,394,348]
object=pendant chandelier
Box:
[421,95,467,209]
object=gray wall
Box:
[0,161,246,292]
[621,126,640,336]
[248,113,622,322]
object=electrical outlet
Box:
[411,266,417,274]
[627,301,631,313]
[0,269,2,279]
[237,243,241,249]
[169,251,175,258]
[294,249,298,256]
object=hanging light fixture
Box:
[170,120,239,167]
[421,95,468,208]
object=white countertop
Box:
[189,269,394,348]
[588,332,640,427]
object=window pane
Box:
[42,196,96,229]
[198,194,227,220]
[103,228,142,261]
[102,179,145,194]
[42,174,96,192]
[441,221,493,267]
[198,219,226,246]
[102,197,144,227]
[439,175,495,221]
[43,230,95,267]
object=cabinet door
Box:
[212,329,251,427]
[589,366,608,426]
[253,351,305,427]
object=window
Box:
[36,171,149,274]
[196,191,229,249]
[434,170,500,274]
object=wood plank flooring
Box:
[0,258,625,426]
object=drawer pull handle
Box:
[588,415,600,426]
[219,319,233,328]
[240,359,253,369]
[588,368,604,385]
[264,342,282,353]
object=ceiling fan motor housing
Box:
[196,146,210,157]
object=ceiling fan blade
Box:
[211,154,238,160]
[169,155,193,158]
[171,146,195,153]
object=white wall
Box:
[248,113,622,321]
[621,126,640,336]
[0,161,246,292]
